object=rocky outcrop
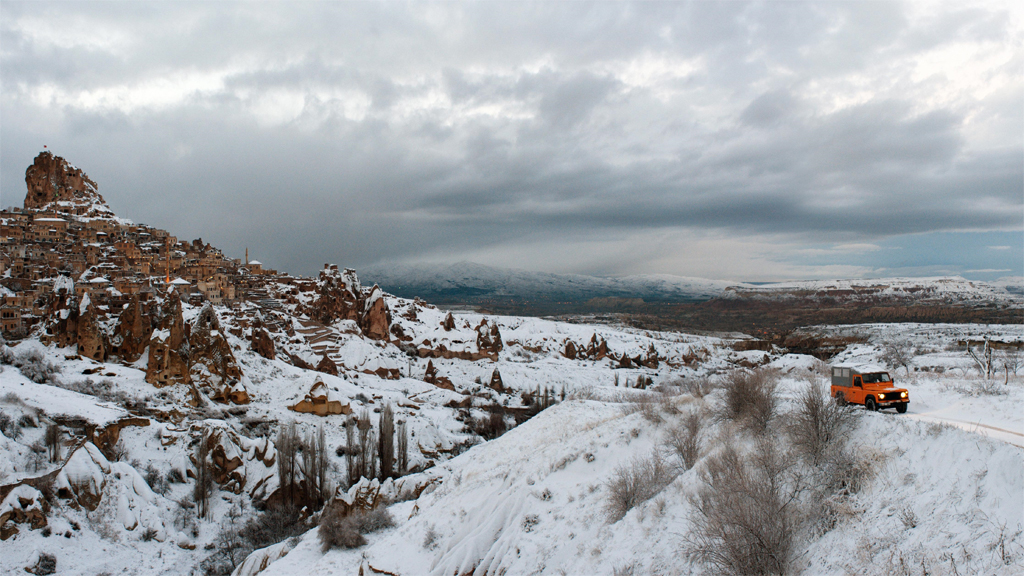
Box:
[359,285,392,341]
[109,295,153,362]
[190,304,247,404]
[0,485,48,540]
[40,276,79,349]
[563,341,578,360]
[145,292,191,387]
[250,327,276,360]
[423,360,454,391]
[310,265,362,325]
[316,354,339,376]
[76,295,105,361]
[475,319,503,358]
[442,312,456,331]
[24,151,113,217]
[488,368,505,393]
[289,379,350,416]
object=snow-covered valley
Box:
[2,315,1022,576]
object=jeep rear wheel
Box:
[895,403,907,414]
[865,397,877,411]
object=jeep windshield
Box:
[861,372,891,384]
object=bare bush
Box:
[301,424,330,509]
[605,452,675,523]
[686,438,800,575]
[664,409,703,471]
[622,394,663,425]
[45,424,62,463]
[880,339,914,375]
[720,369,779,434]
[14,349,60,384]
[789,380,859,466]
[0,411,19,440]
[317,503,395,552]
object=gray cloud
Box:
[1,0,1020,281]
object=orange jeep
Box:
[830,366,909,413]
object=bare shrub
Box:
[106,438,128,462]
[15,349,60,384]
[664,409,703,471]
[605,452,675,523]
[141,526,158,542]
[622,394,663,425]
[317,502,394,552]
[789,380,859,466]
[720,368,779,434]
[0,411,19,440]
[880,339,914,375]
[686,438,800,575]
[144,465,170,495]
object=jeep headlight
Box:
[878,393,885,400]
[900,391,907,398]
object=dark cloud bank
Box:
[1,1,1020,281]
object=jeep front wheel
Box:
[865,397,877,411]
[895,403,907,414]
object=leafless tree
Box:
[880,339,914,375]
[345,416,358,486]
[397,421,409,477]
[193,428,214,520]
[966,339,995,379]
[378,404,395,480]
[44,423,62,463]
[276,421,299,504]
[301,424,329,510]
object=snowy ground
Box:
[2,320,1022,575]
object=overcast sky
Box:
[2,1,1021,282]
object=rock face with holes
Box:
[145,291,191,387]
[109,295,154,362]
[40,276,79,349]
[76,295,106,361]
[310,265,363,325]
[24,151,114,218]
[250,327,275,360]
[190,303,247,404]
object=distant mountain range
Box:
[361,262,1024,310]
[359,261,746,304]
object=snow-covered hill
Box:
[726,275,1024,304]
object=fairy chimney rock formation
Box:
[359,285,392,341]
[145,291,191,387]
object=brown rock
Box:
[250,327,276,360]
[289,379,351,416]
[309,266,362,325]
[563,341,578,360]
[316,354,339,376]
[190,303,245,404]
[488,368,505,393]
[40,276,79,348]
[423,360,454,391]
[76,296,105,362]
[359,285,392,341]
[475,319,503,357]
[109,295,153,362]
[24,151,112,217]
[442,312,455,331]
[145,291,191,387]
